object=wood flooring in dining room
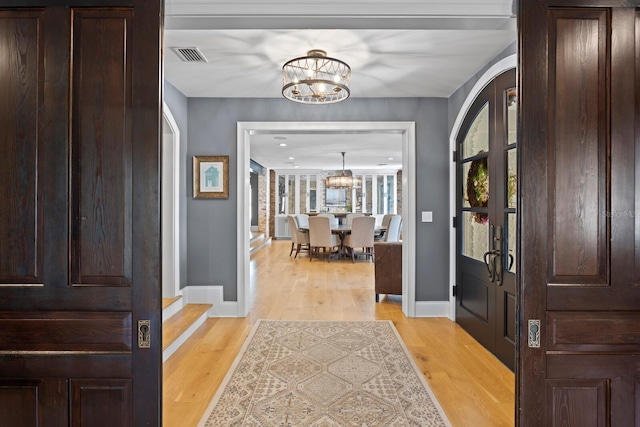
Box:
[163,240,515,427]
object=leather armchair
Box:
[374,242,402,302]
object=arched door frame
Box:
[448,54,517,320]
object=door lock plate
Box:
[138,320,151,348]
[528,319,540,348]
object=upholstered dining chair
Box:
[287,215,309,258]
[308,216,340,262]
[317,213,339,226]
[295,213,309,229]
[374,213,396,241]
[345,213,365,226]
[343,216,376,262]
[384,215,403,242]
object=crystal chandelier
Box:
[325,152,361,188]
[282,50,351,104]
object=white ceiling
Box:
[249,131,404,171]
[163,0,517,170]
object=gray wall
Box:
[448,42,517,135]
[163,81,189,288]
[162,43,518,306]
[182,97,450,301]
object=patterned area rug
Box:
[197,320,451,426]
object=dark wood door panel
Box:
[0,311,131,353]
[459,271,491,322]
[0,10,45,284]
[0,1,161,425]
[71,379,132,427]
[457,265,495,351]
[0,287,131,311]
[548,311,640,352]
[519,2,639,425]
[0,355,130,378]
[547,286,640,311]
[546,378,608,427]
[545,6,638,311]
[495,285,516,370]
[547,354,639,427]
[0,377,135,426]
[0,378,68,426]
[71,9,133,287]
[547,8,609,287]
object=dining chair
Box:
[343,216,376,262]
[375,213,396,241]
[317,213,339,226]
[295,213,309,229]
[287,215,309,258]
[384,215,403,242]
[308,216,340,262]
[345,213,365,226]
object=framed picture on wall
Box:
[193,155,229,199]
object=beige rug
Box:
[197,320,451,426]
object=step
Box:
[162,295,184,322]
[162,303,211,362]
[250,232,265,246]
[250,233,271,255]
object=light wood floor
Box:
[163,240,515,426]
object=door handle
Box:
[494,225,505,286]
[483,249,499,282]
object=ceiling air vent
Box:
[172,47,208,63]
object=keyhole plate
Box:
[528,319,540,348]
[138,320,151,348]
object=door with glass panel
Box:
[456,69,516,370]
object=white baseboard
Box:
[414,301,450,318]
[181,285,241,317]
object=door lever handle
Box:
[483,249,499,282]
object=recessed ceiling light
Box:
[388,157,394,160]
[279,143,287,147]
[288,157,294,160]
[294,165,299,168]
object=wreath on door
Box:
[466,156,489,224]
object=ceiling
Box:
[249,131,404,171]
[163,0,517,170]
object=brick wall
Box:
[268,169,276,238]
[257,172,268,236]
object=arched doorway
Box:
[450,58,517,370]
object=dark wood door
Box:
[519,1,640,425]
[0,2,162,425]
[456,69,517,370]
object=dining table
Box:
[299,224,386,259]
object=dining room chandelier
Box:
[282,49,351,104]
[325,152,361,188]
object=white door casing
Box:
[237,121,416,317]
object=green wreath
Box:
[466,157,489,224]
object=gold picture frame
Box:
[193,155,229,199]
